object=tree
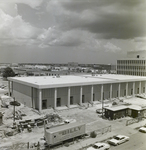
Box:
[2,67,15,78]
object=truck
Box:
[44,122,86,146]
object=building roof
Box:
[104,104,142,111]
[128,105,142,111]
[8,74,146,89]
[45,122,85,133]
[104,105,128,111]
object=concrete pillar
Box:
[67,87,70,108]
[139,81,141,95]
[8,81,10,96]
[101,84,103,101]
[80,86,82,105]
[11,82,13,97]
[31,87,35,108]
[101,84,104,118]
[118,83,121,98]
[38,89,42,112]
[54,88,57,109]
[126,82,128,97]
[110,84,112,100]
[133,82,135,97]
[145,81,146,93]
[91,85,93,103]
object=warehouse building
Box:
[8,74,146,112]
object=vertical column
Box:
[101,84,104,118]
[110,84,112,100]
[91,85,93,103]
[101,84,103,101]
[32,87,35,108]
[118,83,121,98]
[38,89,42,112]
[145,81,146,93]
[54,88,57,109]
[126,82,128,98]
[67,87,70,108]
[133,82,135,97]
[139,81,141,95]
[10,81,14,97]
[8,81,10,96]
[80,86,82,105]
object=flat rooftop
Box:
[45,122,85,133]
[104,105,142,111]
[8,74,146,89]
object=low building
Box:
[8,74,146,112]
[104,105,128,120]
[104,104,145,120]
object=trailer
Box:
[44,122,86,146]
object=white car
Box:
[108,135,129,146]
[139,127,146,133]
[87,142,110,150]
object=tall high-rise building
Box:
[117,50,146,76]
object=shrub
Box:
[90,131,97,138]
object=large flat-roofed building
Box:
[8,74,146,112]
[117,50,146,76]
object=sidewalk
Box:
[56,118,146,150]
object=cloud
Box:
[104,42,121,52]
[56,0,146,39]
[134,37,146,42]
[0,9,42,46]
[1,0,43,9]
[38,26,101,50]
[133,37,146,50]
[0,0,145,51]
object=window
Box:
[93,93,95,101]
[42,99,47,109]
[143,87,145,93]
[57,98,61,107]
[70,96,73,105]
[137,88,139,94]
[82,95,85,103]
[124,90,126,96]
[131,89,133,95]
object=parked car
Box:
[96,109,104,114]
[108,135,129,146]
[10,101,21,106]
[139,127,146,133]
[87,142,110,150]
[64,119,70,124]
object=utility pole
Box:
[13,97,15,123]
[102,96,104,118]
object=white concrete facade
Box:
[8,74,146,111]
[117,50,146,76]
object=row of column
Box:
[9,80,145,112]
[38,81,143,111]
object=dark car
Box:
[10,101,21,106]
[96,109,103,114]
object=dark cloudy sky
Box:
[0,0,146,64]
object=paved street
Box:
[110,132,146,150]
[56,118,146,150]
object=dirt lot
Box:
[1,96,146,150]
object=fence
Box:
[94,125,112,135]
[126,116,144,126]
[86,121,112,135]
